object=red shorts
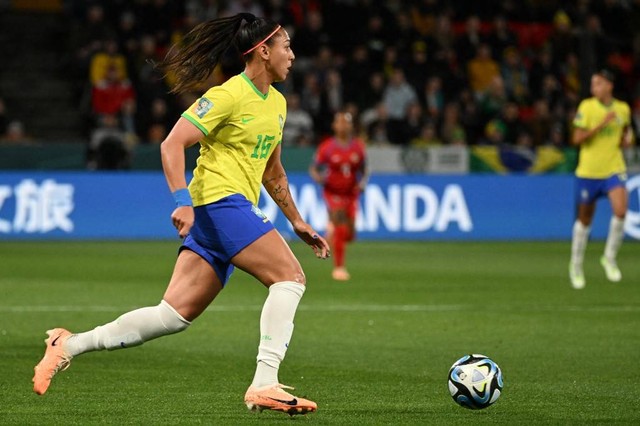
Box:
[323,190,358,219]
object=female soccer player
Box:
[33,13,329,416]
[569,69,633,289]
[309,111,368,281]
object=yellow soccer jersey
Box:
[573,97,630,178]
[181,73,286,206]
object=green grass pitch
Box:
[1,240,639,425]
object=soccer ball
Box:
[448,354,503,409]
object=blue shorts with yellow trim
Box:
[180,194,274,286]
[576,173,627,205]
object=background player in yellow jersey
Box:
[33,13,329,416]
[569,69,634,289]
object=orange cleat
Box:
[332,267,351,281]
[244,383,317,416]
[33,328,73,395]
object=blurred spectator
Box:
[529,47,558,96]
[361,102,389,145]
[500,102,526,145]
[539,73,564,112]
[478,75,508,122]
[292,9,329,71]
[283,93,314,147]
[487,15,518,59]
[223,0,264,19]
[382,68,418,144]
[459,89,483,144]
[0,120,31,144]
[364,13,394,68]
[69,4,114,83]
[575,14,610,98]
[527,99,553,147]
[136,97,170,143]
[560,53,581,97]
[429,13,455,54]
[91,65,136,119]
[424,76,444,120]
[342,45,374,108]
[0,98,7,136]
[394,10,421,56]
[89,38,129,85]
[479,119,506,146]
[467,43,500,99]
[381,46,400,79]
[134,0,176,48]
[547,10,575,69]
[87,114,129,170]
[300,72,324,134]
[324,69,344,119]
[404,41,430,97]
[439,102,467,145]
[500,46,529,105]
[430,46,465,99]
[115,10,141,67]
[120,98,138,147]
[403,102,426,144]
[409,0,440,37]
[411,121,442,147]
[356,71,386,115]
[456,15,486,63]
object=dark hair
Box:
[595,68,615,83]
[158,13,281,94]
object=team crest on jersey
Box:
[251,205,269,222]
[194,97,213,118]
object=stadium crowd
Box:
[57,0,639,163]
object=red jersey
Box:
[313,137,366,195]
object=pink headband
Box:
[243,25,282,55]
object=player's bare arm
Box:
[160,117,202,238]
[308,163,324,185]
[621,125,634,148]
[572,112,617,145]
[263,144,330,258]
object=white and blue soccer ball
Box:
[448,354,503,409]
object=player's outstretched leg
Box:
[33,328,73,395]
[244,384,317,415]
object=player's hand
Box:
[171,206,194,238]
[292,220,330,259]
[603,111,617,126]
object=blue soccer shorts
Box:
[180,193,274,286]
[575,173,627,205]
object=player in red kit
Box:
[310,111,368,281]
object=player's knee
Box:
[293,269,306,285]
[159,300,191,334]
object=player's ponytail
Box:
[159,13,281,94]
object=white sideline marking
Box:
[1,304,639,313]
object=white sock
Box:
[251,281,305,388]
[571,220,590,265]
[604,216,625,261]
[64,300,190,357]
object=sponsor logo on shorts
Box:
[251,205,268,222]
